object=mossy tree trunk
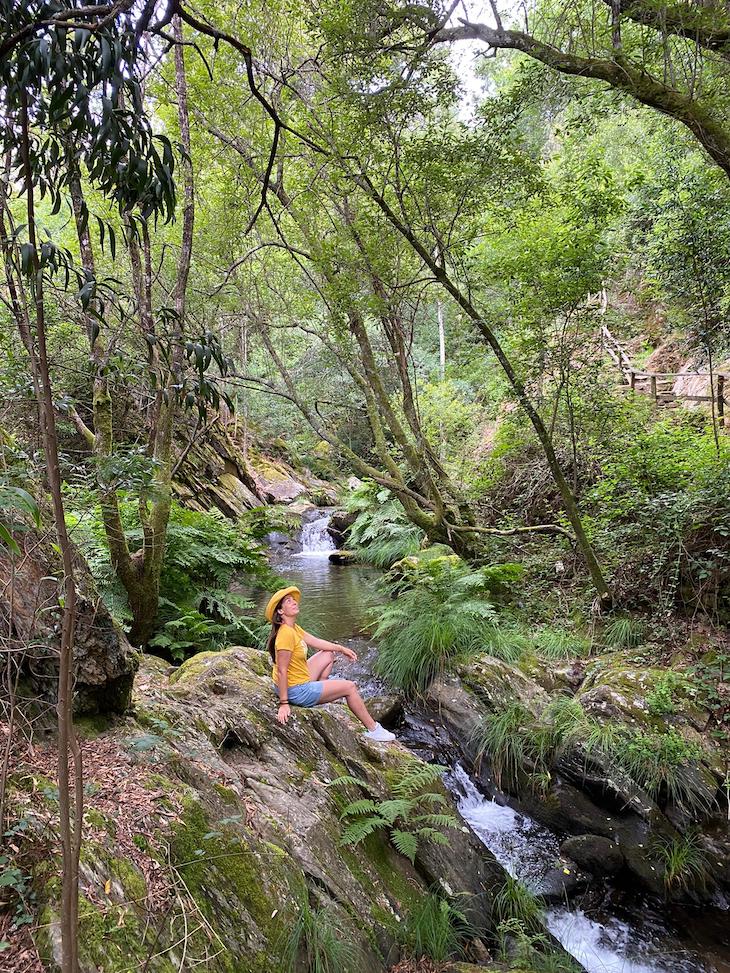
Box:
[66,13,195,647]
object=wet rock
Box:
[560,835,625,875]
[0,531,137,714]
[327,508,357,545]
[365,694,404,727]
[535,858,590,902]
[329,549,356,565]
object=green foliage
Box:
[613,729,710,814]
[646,672,688,717]
[332,761,458,863]
[493,876,543,932]
[280,898,360,973]
[687,650,730,750]
[471,703,531,790]
[0,484,41,555]
[533,627,591,659]
[472,695,588,792]
[650,831,709,895]
[400,891,472,964]
[67,497,270,658]
[602,617,645,649]
[345,481,424,568]
[373,560,496,692]
[496,917,582,973]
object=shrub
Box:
[373,562,496,692]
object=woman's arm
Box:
[303,632,357,661]
[276,650,293,723]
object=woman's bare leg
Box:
[307,651,335,681]
[318,679,376,731]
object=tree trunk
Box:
[20,93,82,973]
[355,173,612,604]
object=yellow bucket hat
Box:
[265,585,301,623]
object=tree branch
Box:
[435,19,730,178]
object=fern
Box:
[333,760,458,862]
[374,562,496,693]
[339,799,377,819]
[344,480,425,567]
[390,830,419,862]
[66,496,272,656]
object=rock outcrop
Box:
[18,648,546,973]
[173,423,338,518]
[0,530,138,714]
[426,652,729,901]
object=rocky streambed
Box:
[259,511,730,973]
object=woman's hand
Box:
[276,703,291,724]
[338,645,357,663]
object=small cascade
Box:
[448,764,713,973]
[296,513,336,556]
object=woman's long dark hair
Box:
[266,601,284,663]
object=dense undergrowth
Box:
[66,495,273,659]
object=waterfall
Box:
[448,765,711,973]
[297,513,336,556]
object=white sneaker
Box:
[363,722,396,743]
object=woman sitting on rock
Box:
[266,585,395,742]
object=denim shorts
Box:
[274,681,324,707]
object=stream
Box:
[254,510,730,973]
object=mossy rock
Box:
[457,655,550,716]
[20,633,577,972]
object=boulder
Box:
[327,509,358,545]
[559,835,625,876]
[535,858,590,903]
[0,531,138,714]
[18,647,557,973]
[328,550,356,565]
[249,451,308,503]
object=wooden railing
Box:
[601,324,727,425]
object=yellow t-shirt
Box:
[271,623,311,687]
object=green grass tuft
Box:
[374,564,496,693]
[651,830,709,894]
[280,899,360,973]
[401,891,472,963]
[603,616,645,648]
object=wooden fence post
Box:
[629,370,636,391]
[650,375,657,402]
[719,374,725,427]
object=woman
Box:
[266,585,396,742]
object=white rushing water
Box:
[295,513,336,556]
[449,765,711,973]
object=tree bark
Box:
[354,172,612,603]
[20,93,82,973]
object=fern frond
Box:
[339,816,385,846]
[339,799,377,819]
[390,829,419,863]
